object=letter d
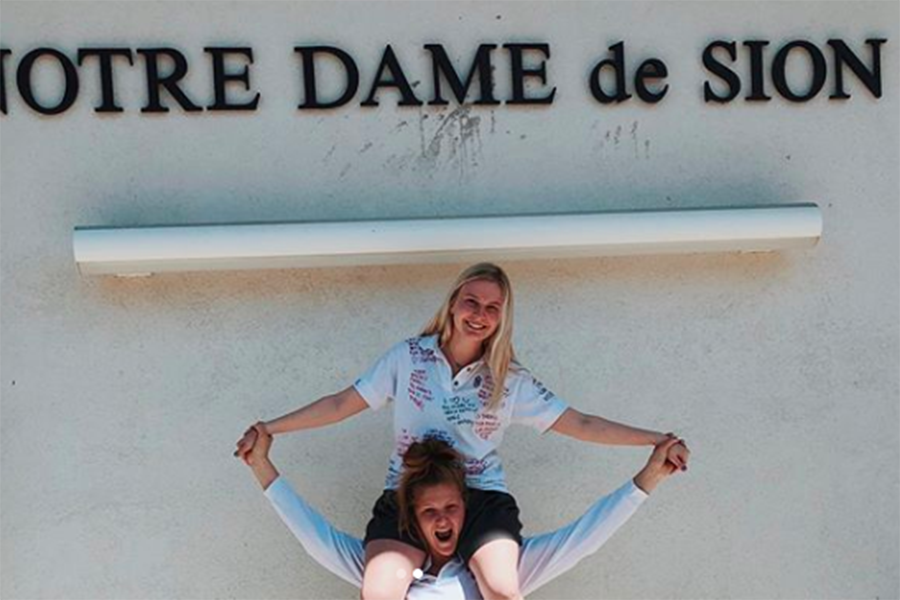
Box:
[294,46,359,109]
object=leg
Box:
[361,539,425,600]
[468,538,523,600]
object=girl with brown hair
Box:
[235,262,689,600]
[243,427,684,599]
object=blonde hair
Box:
[420,262,516,411]
[397,438,467,544]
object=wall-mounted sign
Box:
[0,38,887,116]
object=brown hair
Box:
[397,438,467,543]
[420,262,517,411]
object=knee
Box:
[361,569,413,600]
[362,539,423,600]
[361,582,408,600]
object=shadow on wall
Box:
[87,252,792,310]
[86,176,791,229]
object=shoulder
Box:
[504,359,534,385]
[504,361,559,400]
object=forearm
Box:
[251,457,280,491]
[264,388,365,435]
[572,414,665,446]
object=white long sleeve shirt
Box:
[264,477,648,599]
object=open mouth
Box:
[435,529,453,542]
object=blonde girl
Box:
[235,262,689,600]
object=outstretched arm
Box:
[550,407,665,445]
[550,408,690,469]
[265,386,369,434]
[518,437,683,596]
[243,424,366,588]
[235,386,369,463]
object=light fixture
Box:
[73,204,822,276]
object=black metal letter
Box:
[16,48,79,115]
[504,43,555,105]
[361,45,422,107]
[828,38,886,99]
[77,48,134,113]
[743,41,771,101]
[702,41,740,103]
[589,42,631,104]
[0,49,10,114]
[634,58,668,103]
[425,43,499,106]
[136,48,202,113]
[204,47,260,111]
[772,41,826,102]
[294,46,359,109]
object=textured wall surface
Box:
[1,2,898,599]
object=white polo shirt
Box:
[353,335,570,492]
[263,475,648,599]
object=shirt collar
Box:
[423,334,487,372]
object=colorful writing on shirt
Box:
[442,395,480,426]
[477,374,494,402]
[408,369,432,410]
[474,412,501,440]
[464,457,488,476]
[531,376,556,402]
[356,336,570,492]
[407,338,438,364]
[395,429,417,461]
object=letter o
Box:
[771,41,827,102]
[16,48,79,115]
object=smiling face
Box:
[449,279,505,344]
[413,482,466,562]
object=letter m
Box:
[425,44,499,105]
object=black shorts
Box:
[363,488,523,564]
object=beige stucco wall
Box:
[1,2,897,598]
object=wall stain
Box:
[417,105,427,157]
[381,107,489,179]
[593,120,651,160]
[631,121,639,159]
[416,106,484,180]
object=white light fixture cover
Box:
[73,204,822,276]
